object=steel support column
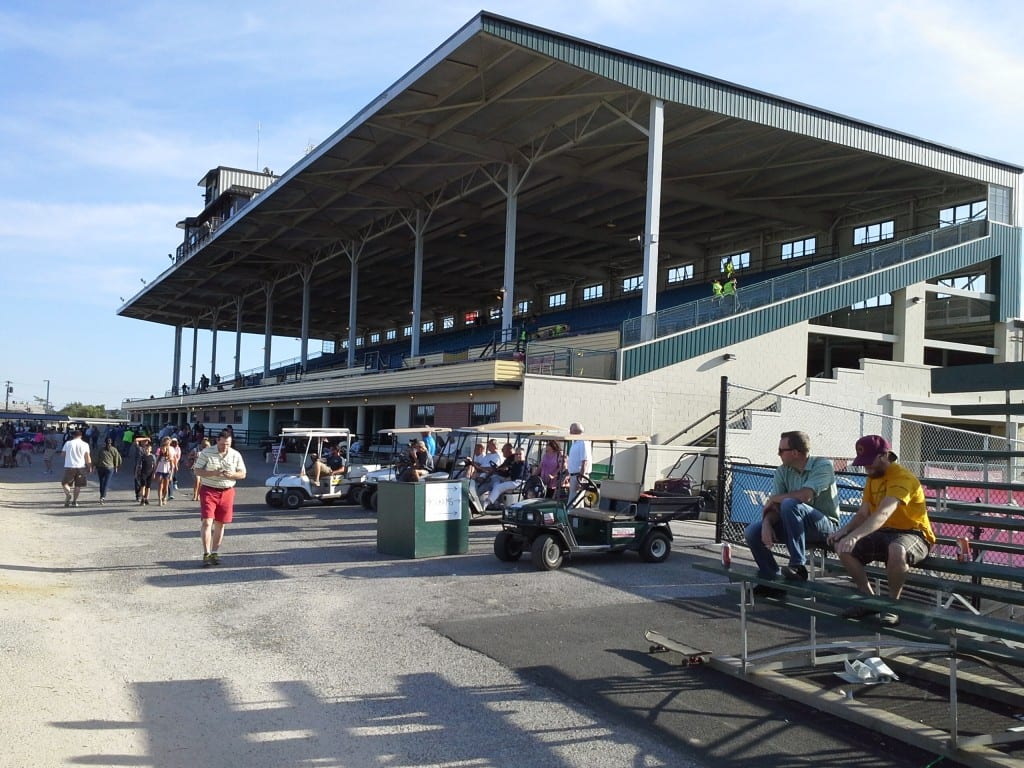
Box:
[641,98,665,340]
[262,281,274,378]
[298,262,314,371]
[172,325,182,395]
[410,210,426,357]
[234,296,244,382]
[502,164,519,343]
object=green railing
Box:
[621,219,988,345]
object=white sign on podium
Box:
[424,482,462,522]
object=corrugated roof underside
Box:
[622,225,1022,379]
[482,17,1020,187]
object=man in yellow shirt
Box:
[828,434,935,627]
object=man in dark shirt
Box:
[482,447,528,507]
[309,444,347,485]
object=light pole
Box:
[44,379,51,414]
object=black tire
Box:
[640,530,671,563]
[283,490,304,510]
[346,485,363,504]
[531,532,564,571]
[494,531,524,562]
[265,490,282,507]
[369,490,378,512]
[360,486,374,510]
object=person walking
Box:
[565,422,592,507]
[43,429,60,474]
[59,429,92,507]
[95,437,123,503]
[193,430,247,566]
[167,437,182,499]
[135,443,157,505]
[188,437,210,500]
[154,437,174,506]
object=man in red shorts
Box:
[192,430,247,566]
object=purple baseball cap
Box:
[852,435,891,467]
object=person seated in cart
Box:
[482,447,530,507]
[307,444,348,485]
[477,443,514,497]
[398,440,434,481]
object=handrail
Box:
[664,374,799,446]
[621,219,989,346]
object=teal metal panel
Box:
[950,403,1024,416]
[934,362,1024,394]
[622,224,1021,379]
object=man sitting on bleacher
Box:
[828,434,936,628]
[744,430,840,598]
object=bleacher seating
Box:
[257,267,790,380]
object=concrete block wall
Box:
[521,323,809,445]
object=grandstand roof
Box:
[118,12,1021,340]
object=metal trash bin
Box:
[376,479,469,558]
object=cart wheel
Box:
[494,531,524,562]
[531,533,564,571]
[346,485,363,504]
[369,490,378,512]
[283,490,304,510]
[360,486,374,510]
[640,530,671,563]
[265,490,283,508]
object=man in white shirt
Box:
[566,422,592,507]
[59,430,93,508]
[193,431,247,566]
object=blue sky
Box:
[2,0,1022,411]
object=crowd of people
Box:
[0,419,246,568]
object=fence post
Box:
[715,375,729,543]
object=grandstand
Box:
[119,12,1023,458]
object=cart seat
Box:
[570,507,637,522]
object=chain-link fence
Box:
[718,380,1024,573]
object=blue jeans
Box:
[97,467,113,499]
[743,498,838,579]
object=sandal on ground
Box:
[878,611,900,627]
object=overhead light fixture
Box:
[911,297,922,304]
[605,221,616,229]
[457,231,468,238]
[723,353,737,361]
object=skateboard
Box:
[645,629,711,666]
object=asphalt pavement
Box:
[0,449,985,767]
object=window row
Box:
[345,200,988,346]
[412,402,498,427]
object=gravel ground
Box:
[0,451,707,768]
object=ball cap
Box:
[852,434,891,467]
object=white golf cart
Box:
[264,427,381,509]
[431,421,562,517]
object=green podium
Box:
[376,480,469,558]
